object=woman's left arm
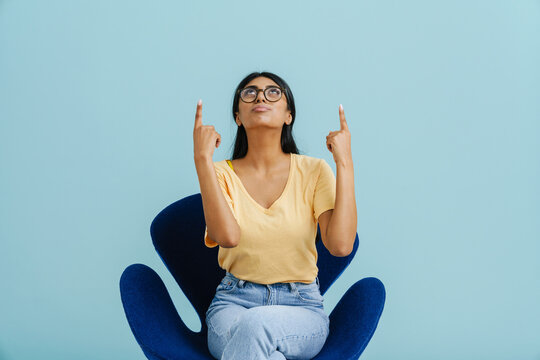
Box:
[324,104,357,256]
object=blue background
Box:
[1,1,539,359]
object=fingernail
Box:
[339,104,343,110]
[198,99,202,105]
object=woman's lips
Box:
[253,107,270,112]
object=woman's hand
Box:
[326,104,353,165]
[193,99,221,161]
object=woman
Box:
[193,71,357,359]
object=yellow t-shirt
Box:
[203,153,336,284]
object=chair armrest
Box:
[313,277,386,360]
[120,263,213,360]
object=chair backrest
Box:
[150,193,359,326]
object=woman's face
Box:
[235,76,292,129]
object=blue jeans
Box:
[205,271,330,360]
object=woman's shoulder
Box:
[211,158,230,167]
[204,159,231,175]
[294,153,326,167]
[293,153,328,175]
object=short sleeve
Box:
[204,165,235,248]
[313,159,336,221]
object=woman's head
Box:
[231,71,301,159]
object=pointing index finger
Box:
[339,104,348,131]
[194,99,203,128]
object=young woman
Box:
[193,71,357,359]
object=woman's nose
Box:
[255,90,266,102]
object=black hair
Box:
[230,71,302,160]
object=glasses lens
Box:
[240,88,257,102]
[265,87,281,101]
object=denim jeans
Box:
[205,271,330,360]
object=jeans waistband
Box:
[224,272,319,291]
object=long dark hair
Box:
[231,71,302,160]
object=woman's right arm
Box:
[195,156,240,247]
[193,99,240,248]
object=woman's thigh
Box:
[206,273,260,358]
[229,304,329,360]
[206,303,246,359]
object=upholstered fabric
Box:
[120,193,386,359]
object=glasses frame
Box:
[237,86,285,103]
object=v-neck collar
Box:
[225,153,294,213]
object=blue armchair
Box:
[120,194,386,359]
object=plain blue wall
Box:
[1,1,539,359]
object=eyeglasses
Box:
[237,86,284,103]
